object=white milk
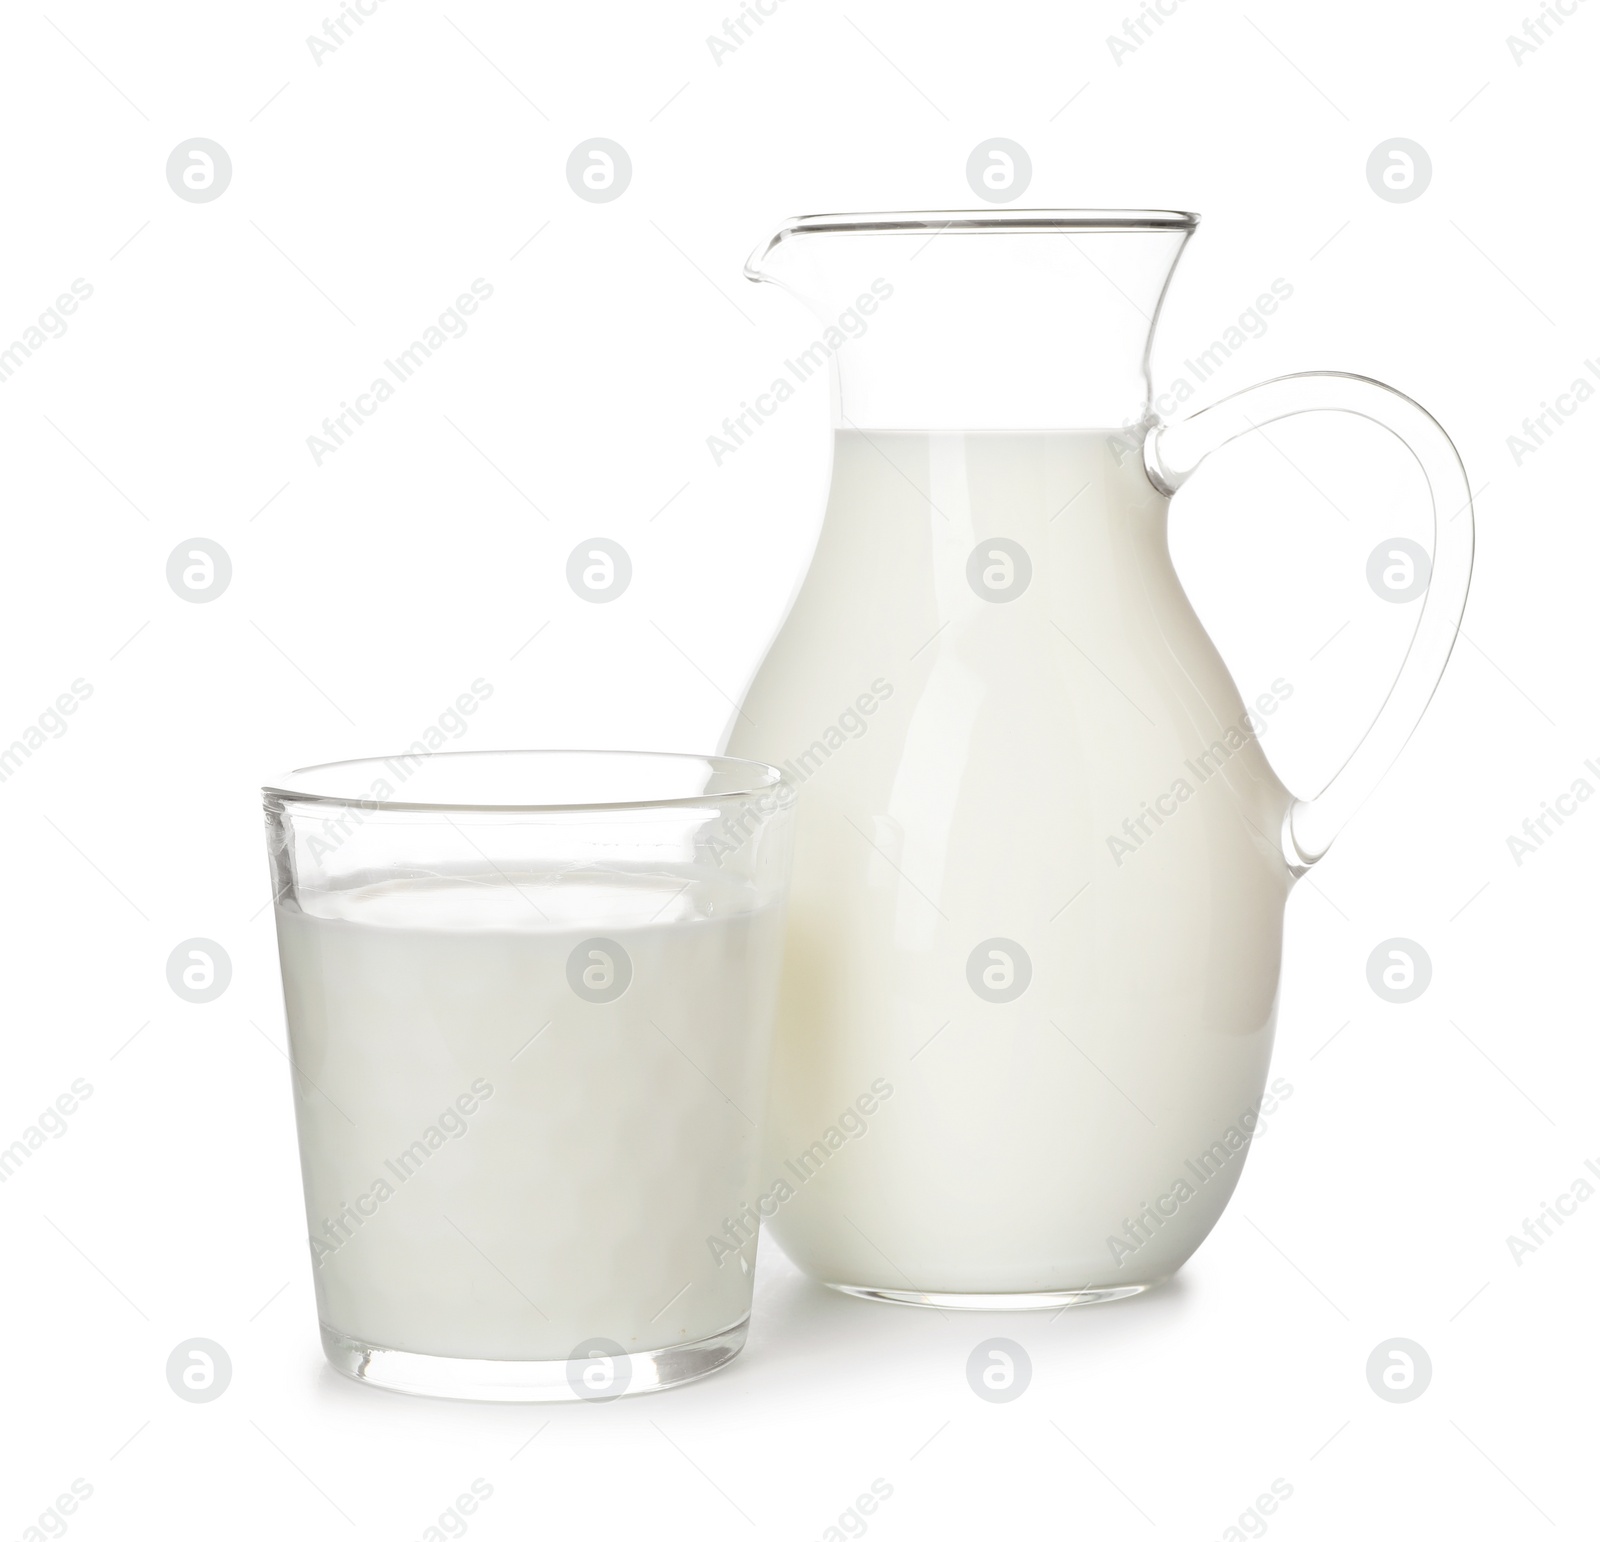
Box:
[275,870,784,1360]
[729,431,1296,1296]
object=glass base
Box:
[320,1318,748,1402]
[825,1282,1158,1311]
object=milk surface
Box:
[730,431,1296,1293]
[276,869,784,1360]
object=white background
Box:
[1,1,1596,1537]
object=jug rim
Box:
[748,208,1199,274]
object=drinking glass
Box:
[262,749,794,1400]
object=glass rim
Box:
[749,208,1199,271]
[262,748,792,815]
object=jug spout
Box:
[745,210,1197,432]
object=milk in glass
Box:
[275,869,784,1360]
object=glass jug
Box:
[724,210,1473,1308]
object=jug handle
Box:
[1143,370,1475,870]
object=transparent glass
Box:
[262,750,794,1398]
[727,211,1473,1306]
